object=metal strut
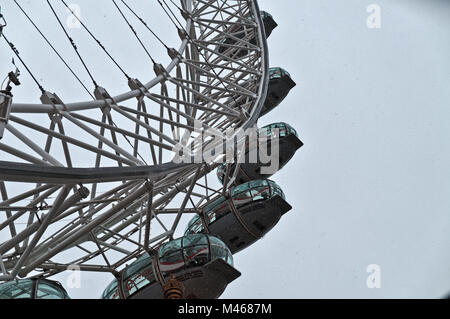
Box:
[227,189,261,240]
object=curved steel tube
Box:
[0,160,197,184]
[9,1,193,114]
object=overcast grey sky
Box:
[1,0,449,299]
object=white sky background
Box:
[0,0,449,298]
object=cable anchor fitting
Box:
[0,60,21,139]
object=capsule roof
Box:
[269,67,292,80]
[260,11,274,19]
[0,278,70,299]
[259,122,299,138]
[208,179,285,208]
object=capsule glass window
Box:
[36,281,65,299]
[102,280,119,299]
[0,280,33,299]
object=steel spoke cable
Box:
[160,0,185,32]
[112,0,156,65]
[159,0,264,159]
[13,0,94,99]
[161,0,248,105]
[120,0,169,50]
[111,0,199,166]
[158,0,184,34]
[49,0,149,166]
[0,32,45,93]
[59,0,131,81]
[120,0,238,130]
[158,0,244,116]
[168,0,183,12]
[47,0,100,88]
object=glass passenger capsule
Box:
[260,67,297,117]
[185,180,292,254]
[222,66,296,115]
[260,11,278,38]
[0,278,70,299]
[217,10,278,57]
[217,122,303,185]
[102,234,240,299]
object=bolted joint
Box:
[180,10,190,21]
[112,270,120,278]
[224,188,234,200]
[145,247,158,258]
[80,216,92,225]
[239,108,250,121]
[49,113,63,124]
[203,162,213,174]
[128,78,146,91]
[153,63,168,78]
[40,91,67,114]
[7,71,20,87]
[94,86,114,113]
[167,47,181,61]
[177,28,187,40]
[144,181,154,192]
[40,91,64,107]
[78,186,90,199]
[94,86,113,101]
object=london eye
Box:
[0,0,302,299]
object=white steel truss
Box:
[0,0,269,280]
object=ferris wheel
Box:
[0,0,301,299]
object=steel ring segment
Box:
[0,160,196,184]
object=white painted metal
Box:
[0,0,269,281]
